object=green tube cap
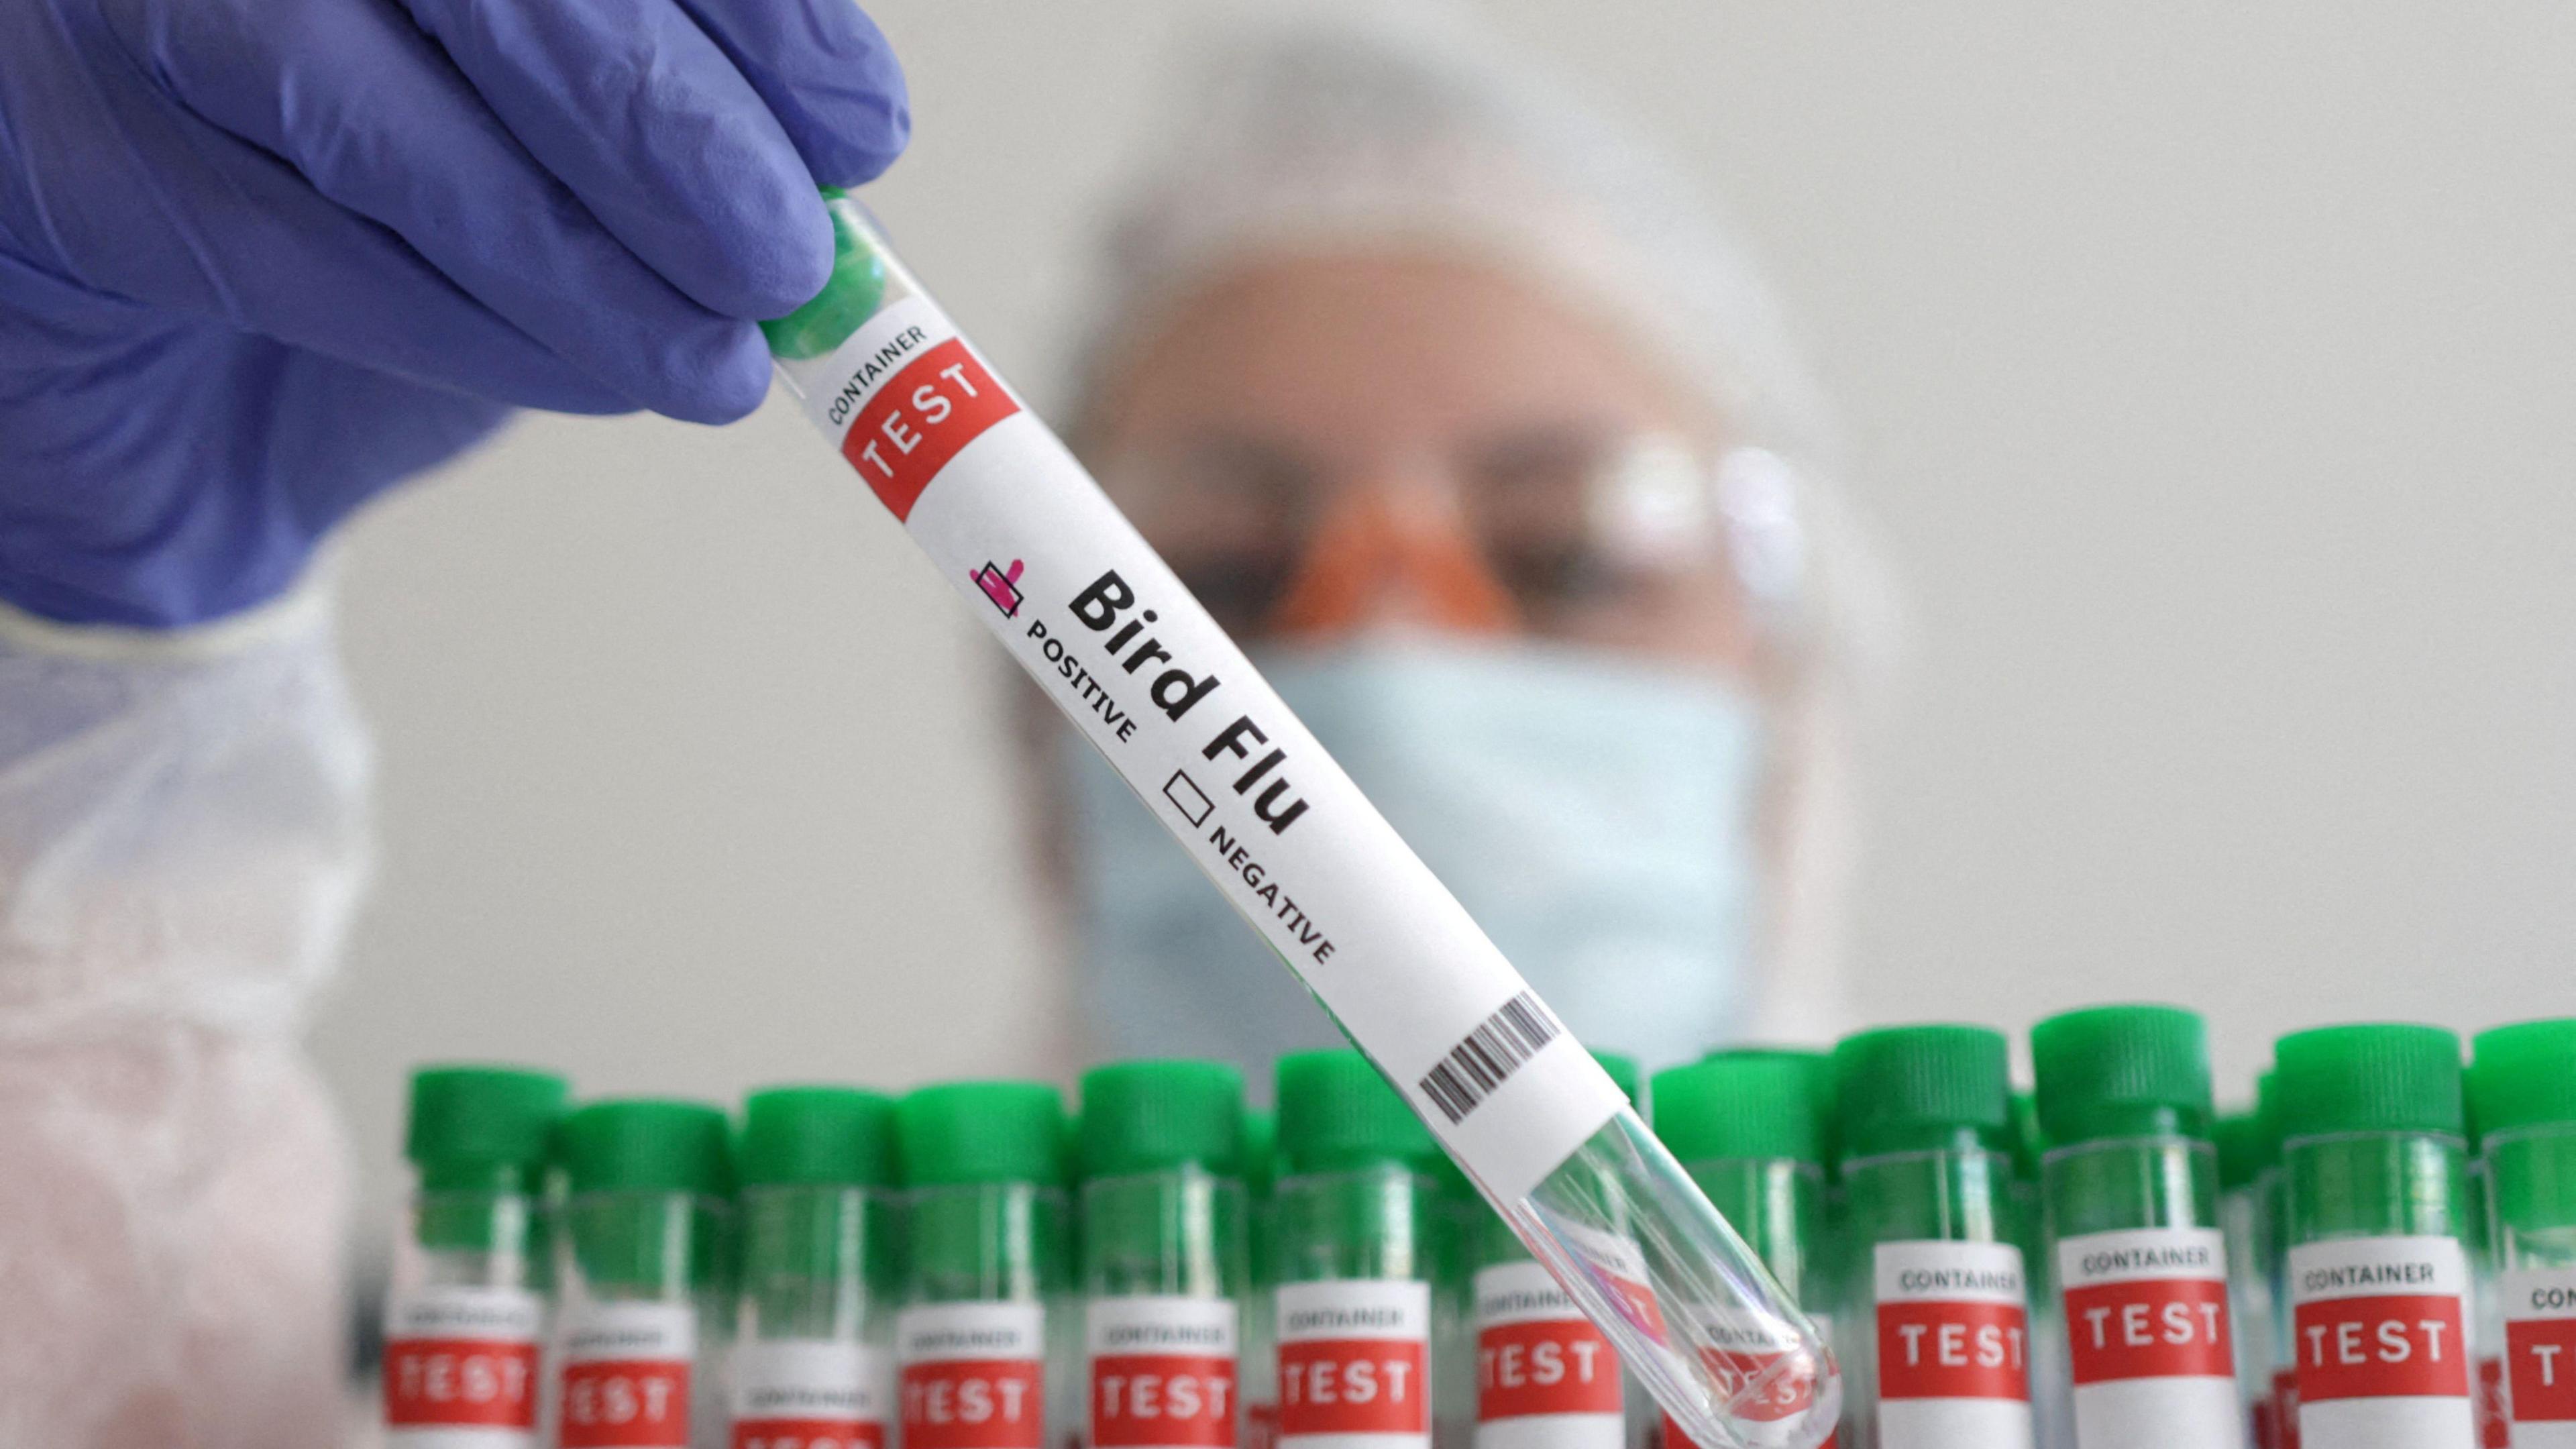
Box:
[739,1085,898,1189]
[761,190,890,360]
[2031,1004,2216,1147]
[2274,1023,2464,1142]
[405,1065,568,1189]
[2214,1110,2263,1191]
[1276,1050,1436,1175]
[1833,1025,2012,1159]
[1079,1059,1245,1179]
[2254,1069,2284,1170]
[1709,1047,1839,1168]
[2009,1089,2044,1182]
[1652,1055,1825,1165]
[898,1081,1068,1188]
[1242,1108,1277,1196]
[2470,1019,2576,1138]
[559,1098,734,1197]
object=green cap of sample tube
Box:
[899,1081,1069,1187]
[1710,1046,1839,1170]
[2470,1020,2576,1140]
[1242,1108,1276,1197]
[559,1098,735,1197]
[2273,1024,2465,1142]
[2031,1004,2216,1146]
[2254,1069,2283,1171]
[1653,1054,1826,1166]
[2214,1111,2263,1191]
[1834,1024,2013,1159]
[761,190,890,360]
[739,1085,899,1188]
[1079,1059,1245,1179]
[2470,1020,2576,1231]
[1276,1050,1436,1175]
[406,1064,569,1193]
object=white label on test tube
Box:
[382,1285,545,1447]
[2505,1267,2576,1443]
[731,1338,889,1449]
[557,1301,698,1449]
[1473,1260,1622,1449]
[1275,1280,1433,1449]
[899,1301,1049,1449]
[2286,1235,2475,1449]
[1871,1240,2034,1449]
[1088,1295,1240,1449]
[777,295,1623,1204]
[2054,1228,2243,1449]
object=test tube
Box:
[1244,1109,1283,1449]
[1076,1061,1250,1449]
[2273,1024,2477,1448]
[1833,1026,2033,1449]
[894,1083,1074,1449]
[763,190,1835,1449]
[2211,1110,2276,1448]
[2251,1072,2297,1447]
[730,1087,901,1449]
[2468,1018,2576,1441]
[1272,1051,1444,1449]
[383,1065,567,1446]
[2029,1006,2243,1449]
[554,1099,737,1449]
[1466,1055,1644,1449]
[1649,1055,1835,1449]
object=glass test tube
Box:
[2274,1024,2477,1449]
[1078,1062,1250,1449]
[731,1087,902,1449]
[384,1066,568,1447]
[2029,1007,2244,1449]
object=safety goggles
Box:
[1098,429,1805,651]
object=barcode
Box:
[1418,991,1564,1124]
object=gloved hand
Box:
[0,0,908,628]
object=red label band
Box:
[560,1359,693,1448]
[735,1421,884,1449]
[1093,1353,1238,1447]
[1875,1299,2031,1401]
[1244,1403,1279,1449]
[1279,1338,1429,1436]
[1605,1276,1669,1342]
[2272,1368,2302,1449]
[2293,1293,2469,1401]
[901,1358,1046,1449]
[2061,1277,2235,1383]
[2252,1393,2278,1449]
[384,1337,540,1428]
[840,338,1018,522]
[2512,1318,2576,1422]
[1476,1320,1621,1420]
[2479,1355,2512,1446]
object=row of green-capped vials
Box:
[387,1012,2576,1449]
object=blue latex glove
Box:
[0,0,908,627]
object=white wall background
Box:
[313,2,2576,1246]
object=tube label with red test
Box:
[2286,1235,2475,1449]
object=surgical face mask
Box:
[1065,638,1766,1071]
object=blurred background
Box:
[315,1,2576,1260]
